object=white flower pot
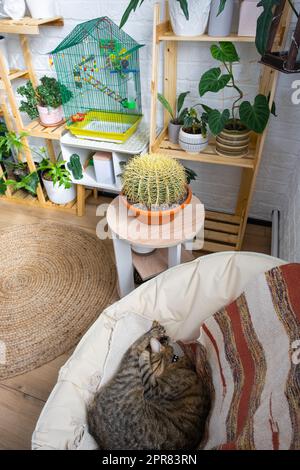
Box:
[208,0,234,37]
[238,0,263,37]
[179,128,209,154]
[42,175,76,205]
[37,105,63,127]
[169,0,212,37]
[2,0,26,20]
[26,0,57,19]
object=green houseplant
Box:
[38,156,76,205]
[17,76,72,127]
[121,153,191,225]
[157,91,189,144]
[199,42,274,157]
[178,106,209,154]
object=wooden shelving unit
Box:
[150,1,291,252]
[0,16,87,216]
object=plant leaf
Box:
[256,0,281,55]
[157,93,175,120]
[217,0,228,16]
[208,109,230,135]
[199,68,231,96]
[177,91,189,114]
[0,177,7,195]
[239,95,270,133]
[177,0,189,20]
[211,42,240,63]
[120,0,144,28]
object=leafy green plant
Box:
[0,131,27,162]
[157,91,189,124]
[199,42,273,135]
[38,158,73,189]
[2,172,39,196]
[182,106,208,136]
[17,76,73,120]
[122,153,187,208]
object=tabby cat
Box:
[88,321,211,450]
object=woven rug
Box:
[0,223,117,380]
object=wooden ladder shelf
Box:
[150,1,291,252]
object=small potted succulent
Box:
[17,76,72,127]
[179,107,208,154]
[157,91,189,144]
[38,155,76,205]
[199,42,274,157]
[121,153,192,225]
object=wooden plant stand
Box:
[0,17,88,216]
[150,1,291,252]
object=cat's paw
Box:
[151,321,166,339]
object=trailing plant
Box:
[38,157,73,189]
[199,42,274,135]
[17,76,73,120]
[182,106,208,136]
[122,153,187,208]
[157,91,189,124]
[67,154,83,180]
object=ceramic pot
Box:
[169,0,212,37]
[122,186,192,226]
[26,0,57,19]
[179,128,209,154]
[131,245,156,255]
[238,0,263,37]
[37,105,63,127]
[208,0,234,37]
[216,125,251,158]
[2,0,26,20]
[168,121,181,144]
[42,174,76,205]
[0,36,9,72]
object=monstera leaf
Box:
[199,68,231,96]
[256,0,281,55]
[239,95,271,133]
[207,109,231,135]
[211,42,240,63]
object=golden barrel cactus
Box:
[122,153,187,208]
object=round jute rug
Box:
[0,223,117,380]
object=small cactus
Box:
[122,153,187,208]
[67,154,83,180]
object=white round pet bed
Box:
[32,251,285,450]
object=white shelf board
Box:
[60,124,149,155]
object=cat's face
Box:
[148,337,174,377]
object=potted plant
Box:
[179,106,208,154]
[17,76,72,127]
[0,171,39,196]
[157,91,189,144]
[26,0,57,19]
[120,0,212,36]
[121,153,192,225]
[199,42,274,157]
[38,156,76,205]
[208,0,234,37]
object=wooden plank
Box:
[0,49,24,129]
[20,35,38,87]
[158,33,256,43]
[0,17,64,35]
[205,219,240,235]
[204,229,238,245]
[23,120,65,140]
[45,140,57,163]
[205,210,241,225]
[152,125,168,152]
[150,3,161,149]
[163,40,177,126]
[202,241,237,253]
[77,185,85,217]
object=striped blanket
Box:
[198,264,300,450]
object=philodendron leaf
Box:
[199,68,231,96]
[217,0,227,16]
[256,0,281,55]
[177,0,189,20]
[177,91,189,114]
[157,93,174,121]
[239,95,270,133]
[208,109,230,135]
[211,42,240,63]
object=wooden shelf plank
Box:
[205,210,241,225]
[23,120,66,140]
[0,17,64,35]
[202,241,236,252]
[158,30,256,43]
[158,138,255,168]
[0,70,29,89]
[204,229,238,245]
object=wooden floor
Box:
[0,195,272,450]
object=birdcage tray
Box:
[67,111,142,143]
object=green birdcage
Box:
[50,17,143,143]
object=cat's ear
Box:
[150,337,161,354]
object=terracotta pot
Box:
[216,125,251,158]
[37,105,64,127]
[122,186,192,225]
[179,128,209,154]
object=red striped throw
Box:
[198,264,300,450]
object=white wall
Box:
[6,0,300,227]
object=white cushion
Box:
[32,252,286,450]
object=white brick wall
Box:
[5,0,300,227]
